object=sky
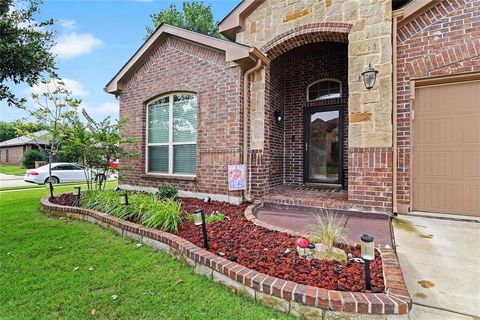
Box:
[0,0,240,122]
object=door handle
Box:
[305,142,308,151]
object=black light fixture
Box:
[73,186,81,206]
[361,63,379,90]
[274,111,283,123]
[203,196,211,204]
[119,193,129,206]
[194,208,209,250]
[361,234,375,290]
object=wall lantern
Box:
[194,208,209,250]
[73,186,81,206]
[274,111,283,123]
[361,234,375,290]
[361,63,379,90]
[119,193,129,206]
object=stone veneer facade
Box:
[236,0,394,211]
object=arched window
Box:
[307,79,342,101]
[146,93,197,175]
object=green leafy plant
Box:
[142,199,181,232]
[81,190,181,232]
[187,212,225,224]
[156,184,178,200]
[21,149,45,169]
[308,210,349,252]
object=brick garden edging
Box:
[40,197,411,319]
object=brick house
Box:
[0,131,48,165]
[106,0,480,217]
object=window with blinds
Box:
[147,93,197,175]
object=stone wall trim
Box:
[40,196,411,317]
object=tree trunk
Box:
[48,153,54,198]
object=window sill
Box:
[141,173,196,181]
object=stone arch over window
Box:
[261,22,352,61]
[307,79,342,101]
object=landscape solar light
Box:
[194,208,209,250]
[203,196,211,204]
[361,234,375,290]
[119,193,129,206]
[73,186,81,206]
[361,63,378,90]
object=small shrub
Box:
[156,184,178,200]
[21,149,45,169]
[308,210,349,252]
[81,190,181,232]
[142,199,181,232]
[187,212,225,224]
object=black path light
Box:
[194,208,209,250]
[361,234,375,290]
[119,193,129,206]
[73,186,81,206]
[361,63,379,90]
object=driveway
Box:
[0,173,31,188]
[393,213,480,319]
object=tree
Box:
[17,79,80,197]
[62,110,136,191]
[0,120,48,142]
[146,1,221,39]
[0,0,56,107]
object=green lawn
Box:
[0,164,26,176]
[0,186,293,319]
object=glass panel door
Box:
[305,108,341,183]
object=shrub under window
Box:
[147,93,197,175]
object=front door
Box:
[304,107,342,184]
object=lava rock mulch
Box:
[50,195,384,292]
[178,198,384,293]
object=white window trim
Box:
[145,92,197,177]
[306,78,342,102]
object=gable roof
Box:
[105,23,268,95]
[0,130,49,148]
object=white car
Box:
[24,163,98,185]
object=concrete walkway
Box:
[255,203,393,246]
[393,214,480,319]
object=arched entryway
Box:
[262,25,350,191]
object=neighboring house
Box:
[106,0,480,217]
[0,131,49,165]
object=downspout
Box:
[392,14,399,214]
[243,59,263,202]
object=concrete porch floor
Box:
[255,203,393,246]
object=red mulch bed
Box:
[50,194,384,292]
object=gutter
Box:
[243,59,264,202]
[392,11,401,214]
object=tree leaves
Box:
[0,0,56,107]
[145,1,222,39]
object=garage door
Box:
[413,80,480,216]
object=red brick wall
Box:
[396,0,480,211]
[264,42,349,186]
[119,37,244,197]
[0,145,27,165]
[348,148,393,212]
